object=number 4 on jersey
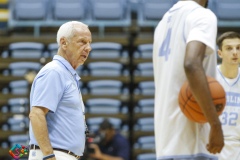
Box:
[159,28,172,61]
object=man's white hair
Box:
[56,21,88,46]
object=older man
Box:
[28,21,92,160]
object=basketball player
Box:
[216,32,240,160]
[153,0,224,159]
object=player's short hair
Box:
[217,31,240,50]
[56,21,88,46]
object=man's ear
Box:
[217,49,223,59]
[60,37,68,50]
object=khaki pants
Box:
[28,150,80,160]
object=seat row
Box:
[0,115,155,160]
[1,79,154,96]
[1,60,153,76]
[0,42,154,64]
[7,0,240,37]
[137,0,240,28]
[8,0,131,36]
[0,105,155,158]
[1,42,129,59]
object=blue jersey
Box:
[216,65,240,160]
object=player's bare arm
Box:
[184,41,224,154]
[29,106,56,159]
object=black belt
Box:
[29,144,81,159]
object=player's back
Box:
[153,1,218,158]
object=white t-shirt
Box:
[216,66,240,160]
[153,1,217,159]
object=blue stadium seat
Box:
[2,115,28,131]
[89,42,127,59]
[52,0,88,20]
[8,134,29,147]
[208,0,240,28]
[86,98,127,114]
[88,0,131,36]
[1,98,29,114]
[87,80,129,95]
[86,117,122,132]
[2,80,29,95]
[47,42,58,58]
[89,0,127,20]
[8,0,90,36]
[75,65,86,77]
[134,98,154,114]
[8,0,131,36]
[134,44,153,59]
[134,135,155,150]
[3,62,41,76]
[8,0,49,36]
[134,117,154,132]
[13,0,47,20]
[86,61,129,77]
[134,81,155,95]
[134,62,153,77]
[9,98,29,113]
[136,153,156,160]
[6,42,45,58]
[137,0,176,27]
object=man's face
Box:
[99,129,113,143]
[218,38,240,65]
[65,26,92,69]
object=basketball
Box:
[178,76,226,123]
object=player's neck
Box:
[220,64,239,79]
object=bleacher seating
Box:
[2,115,28,132]
[90,42,127,59]
[134,62,153,77]
[1,0,240,159]
[86,79,129,95]
[8,0,131,37]
[137,0,176,27]
[52,0,87,20]
[134,98,154,114]
[208,0,240,28]
[47,42,59,57]
[134,81,155,96]
[134,117,154,132]
[8,134,29,147]
[86,61,129,77]
[5,0,240,38]
[7,42,45,58]
[134,135,155,150]
[85,98,127,114]
[136,153,156,160]
[86,117,123,132]
[2,61,42,76]
[8,0,48,36]
[2,80,29,95]
[133,43,153,59]
[2,97,29,114]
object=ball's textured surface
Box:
[178,76,226,123]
